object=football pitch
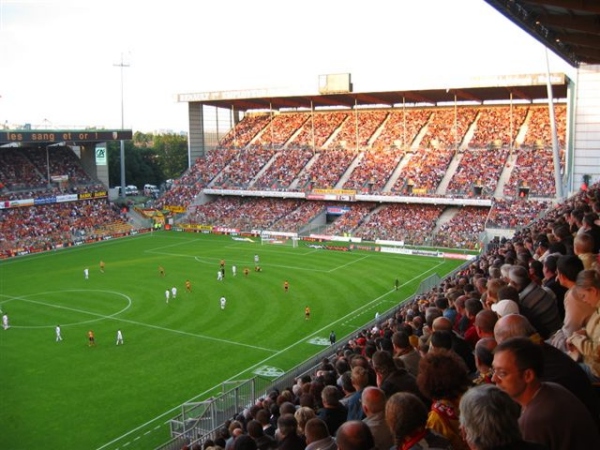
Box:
[0,231,465,450]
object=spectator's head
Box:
[465,298,484,319]
[496,285,519,303]
[304,418,330,445]
[371,350,397,378]
[491,299,520,318]
[556,254,584,285]
[234,435,257,450]
[246,420,264,439]
[507,265,530,292]
[361,386,387,417]
[474,309,498,337]
[350,365,369,391]
[336,420,374,450]
[431,316,453,332]
[391,331,411,352]
[276,414,298,439]
[320,385,340,408]
[493,314,537,344]
[417,349,471,401]
[429,330,453,352]
[294,406,316,437]
[459,384,523,450]
[574,269,600,309]
[385,392,430,446]
[492,337,544,406]
[474,337,497,371]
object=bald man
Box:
[336,420,374,450]
[361,387,394,450]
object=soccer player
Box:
[244,267,250,277]
[394,278,399,290]
[232,265,237,277]
[56,325,63,342]
[100,260,105,273]
[116,329,124,345]
[220,259,225,269]
[217,270,223,281]
[220,296,226,310]
[254,254,259,264]
[284,280,289,292]
[84,267,89,280]
[165,289,170,303]
[2,313,9,330]
[171,286,177,299]
[88,330,95,346]
[305,306,311,320]
[185,279,192,293]
[329,330,336,345]
[159,266,165,277]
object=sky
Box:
[0,0,575,133]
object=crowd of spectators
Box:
[0,198,127,255]
[296,149,357,191]
[252,148,315,191]
[289,112,349,149]
[487,198,551,229]
[322,204,377,237]
[468,106,528,149]
[353,204,444,245]
[389,147,455,195]
[371,109,432,150]
[220,114,271,149]
[503,147,564,198]
[186,197,301,230]
[327,111,388,150]
[419,107,477,149]
[211,147,277,190]
[0,145,97,193]
[255,113,310,149]
[271,202,329,233]
[341,147,405,193]
[432,206,490,249]
[183,181,600,450]
[446,147,510,197]
[522,104,567,148]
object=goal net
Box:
[260,231,299,247]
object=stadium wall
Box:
[573,64,600,191]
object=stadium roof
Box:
[178,74,568,113]
[485,0,600,67]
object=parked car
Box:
[125,185,139,196]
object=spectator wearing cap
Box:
[491,299,520,318]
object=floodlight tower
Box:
[114,53,130,199]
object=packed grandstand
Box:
[0,101,569,257]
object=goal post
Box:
[260,231,299,247]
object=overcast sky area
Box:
[0,0,574,133]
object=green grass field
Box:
[0,231,464,450]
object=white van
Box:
[143,184,159,196]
